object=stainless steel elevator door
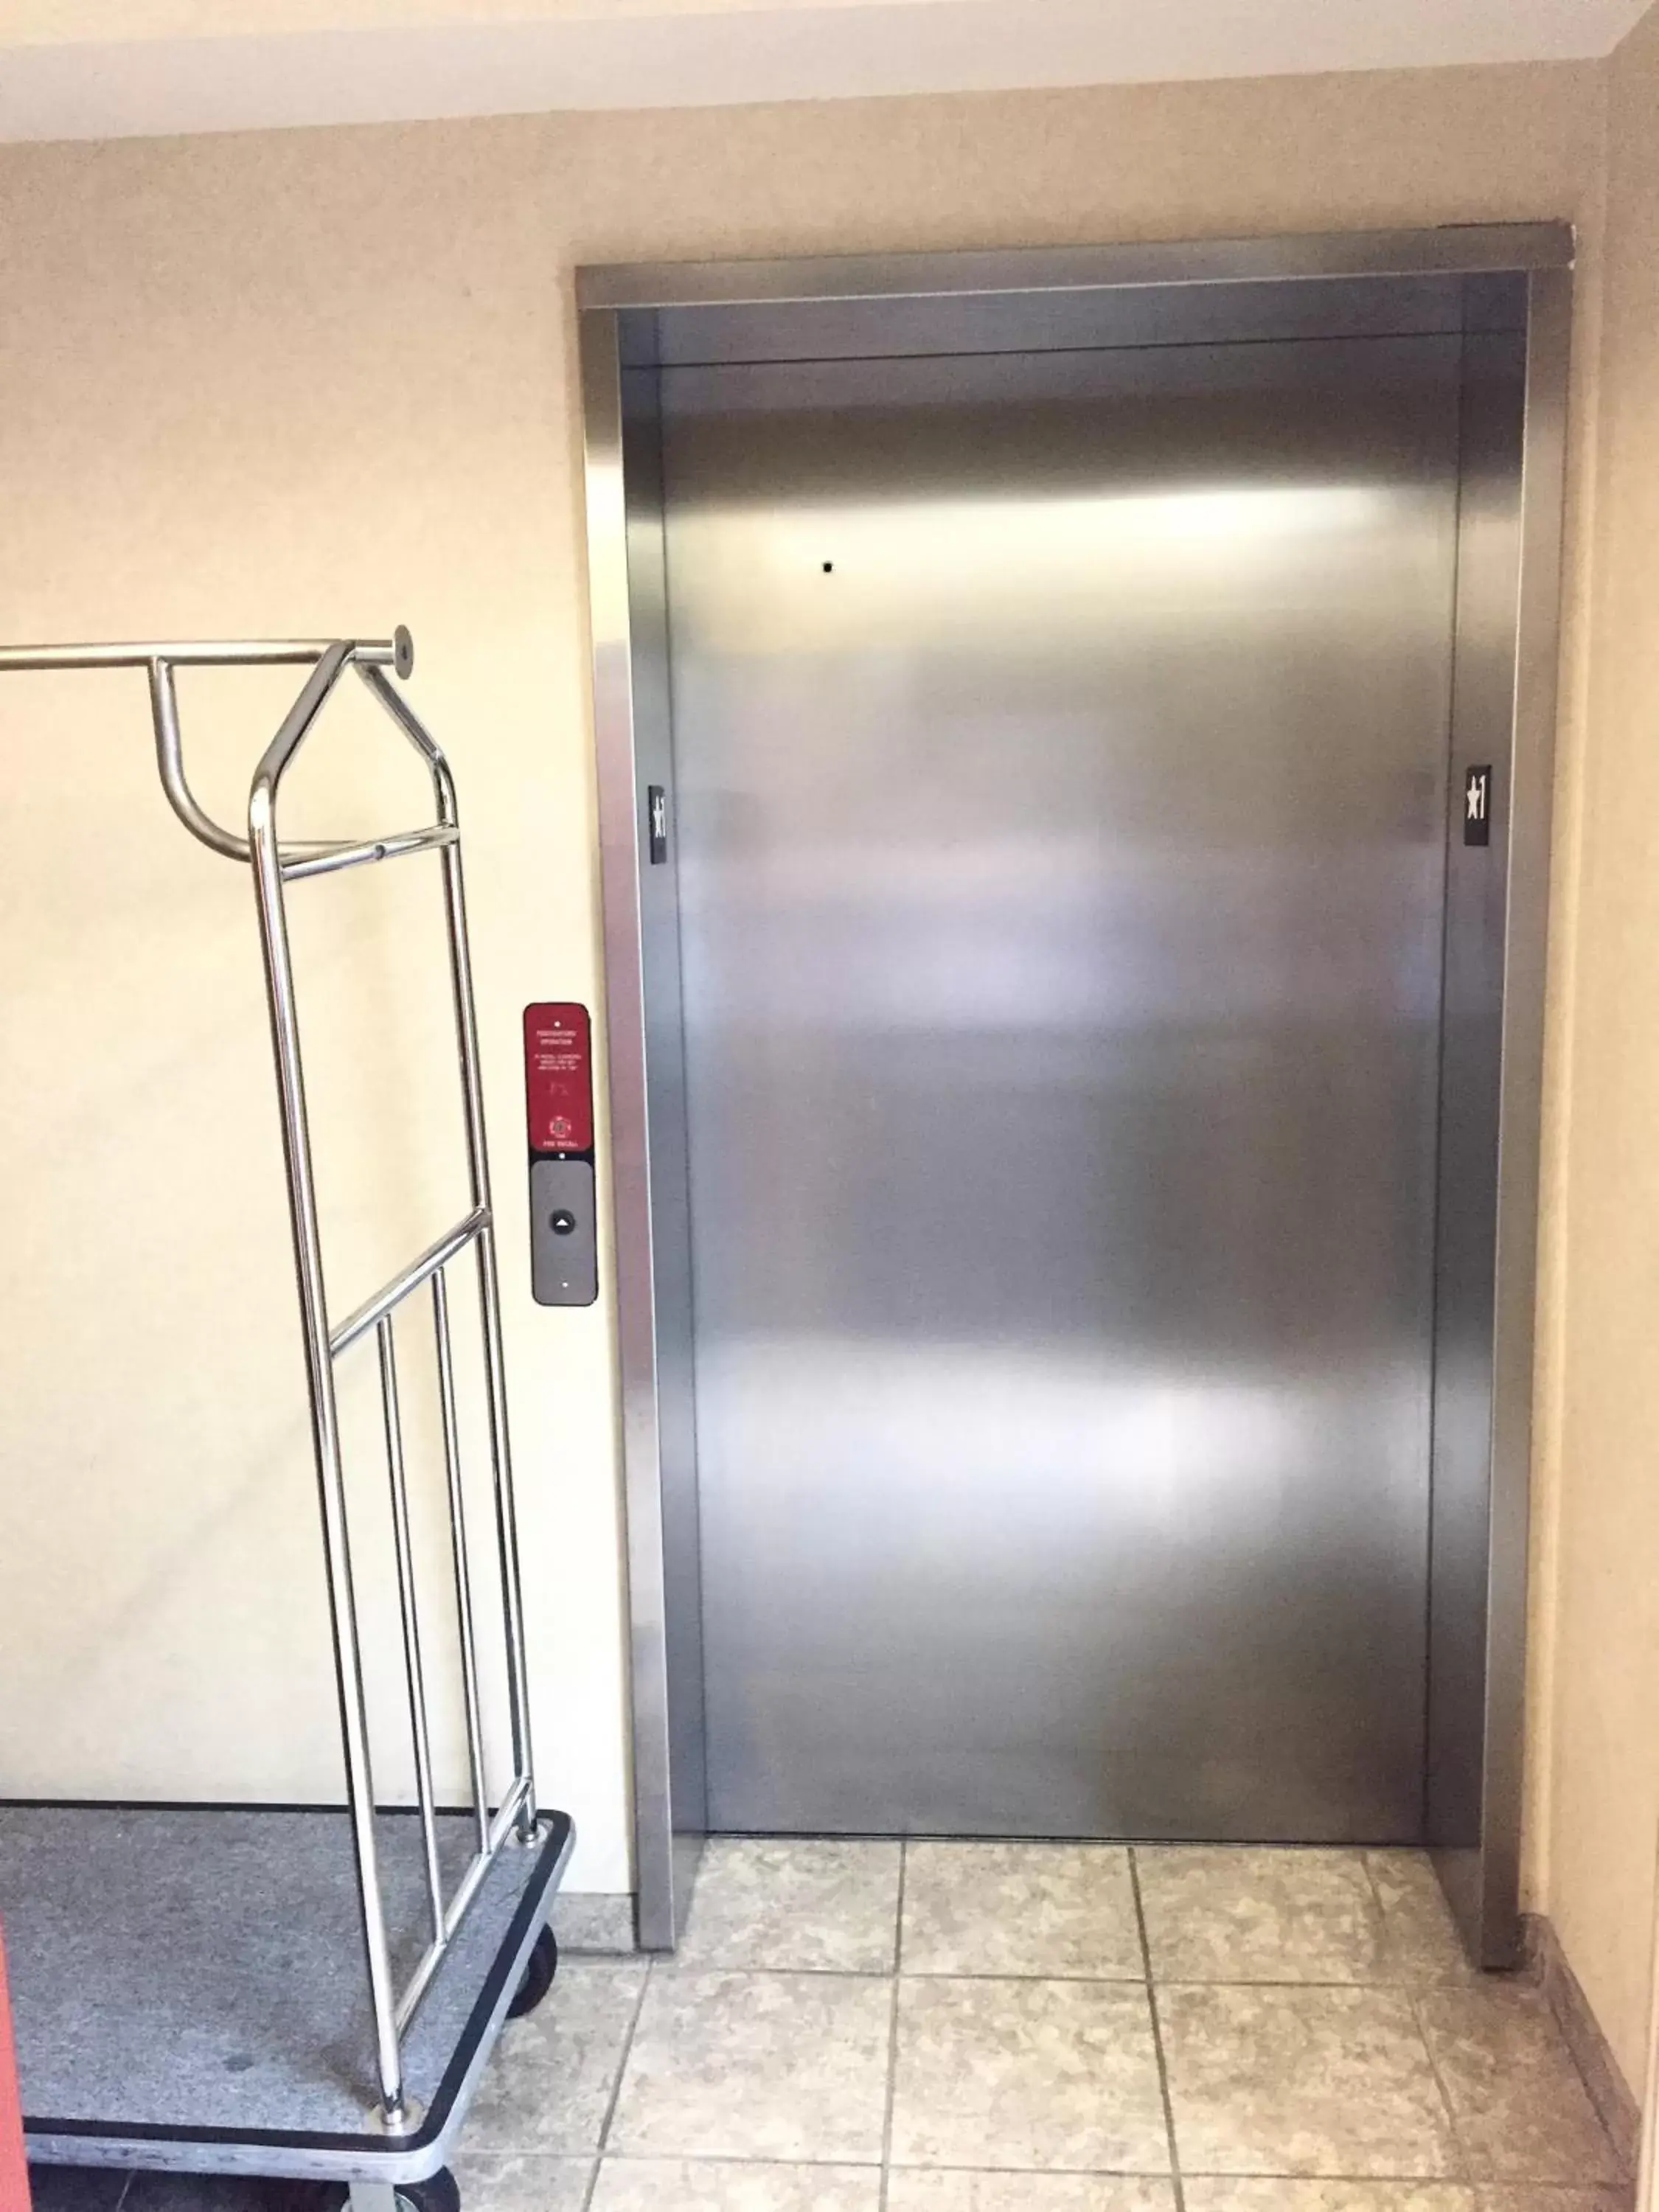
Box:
[662,336,1459,1841]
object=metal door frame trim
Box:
[577,225,1572,311]
[577,225,1575,1956]
[1471,260,1572,1962]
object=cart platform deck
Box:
[1,1802,572,2185]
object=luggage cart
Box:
[0,632,572,2212]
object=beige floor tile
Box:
[1366,1854,1481,1986]
[609,1969,891,2163]
[1159,1983,1459,2177]
[465,1959,648,2154]
[1182,2189,1475,2211]
[1417,1987,1626,2184]
[673,1837,902,1972]
[448,2152,597,2212]
[590,2157,882,2211]
[887,2174,1175,2211]
[552,1890,638,1956]
[902,1843,1143,1979]
[1136,1848,1385,1983]
[888,1975,1170,2174]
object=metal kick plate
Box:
[530,1158,598,1307]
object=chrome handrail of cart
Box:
[0,630,538,2135]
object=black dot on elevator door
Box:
[822,561,834,572]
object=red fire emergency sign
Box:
[523,1003,594,1156]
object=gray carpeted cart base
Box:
[0,1803,573,2190]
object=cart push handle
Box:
[0,1924,29,2212]
[0,630,440,877]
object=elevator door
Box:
[663,335,1459,1841]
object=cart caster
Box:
[391,2171,461,2212]
[507,1924,559,2018]
[316,2169,463,2212]
[325,2175,463,2212]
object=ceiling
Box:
[0,0,1648,143]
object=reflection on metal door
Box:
[663,338,1459,1840]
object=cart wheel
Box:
[508,1925,559,2018]
[392,2171,462,2212]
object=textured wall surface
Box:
[1545,0,1659,2098]
[0,62,1609,1905]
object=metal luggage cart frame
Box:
[0,632,571,2205]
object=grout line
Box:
[1130,1846,1186,2212]
[1116,1974,1427,1990]
[1355,1844,1422,1987]
[592,2158,887,2171]
[876,1842,908,2210]
[645,1963,1126,1985]
[1405,1983,1475,2185]
[602,1961,1475,1988]
[698,1834,1430,1852]
[894,1834,908,1978]
[580,1952,654,2210]
[491,2142,1618,2181]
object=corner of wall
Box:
[1522,25,1614,1927]
[1537,0,1659,2104]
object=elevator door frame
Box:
[577,226,1574,1961]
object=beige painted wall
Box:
[0,63,1612,1907]
[1544,0,1659,2098]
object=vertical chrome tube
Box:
[378,1315,445,1946]
[358,662,539,1834]
[445,821,538,1834]
[247,743,408,2127]
[424,763,537,1835]
[432,1267,491,1853]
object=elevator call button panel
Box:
[524,1002,597,1307]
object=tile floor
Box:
[454,1840,1632,2212]
[28,1842,1635,2212]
